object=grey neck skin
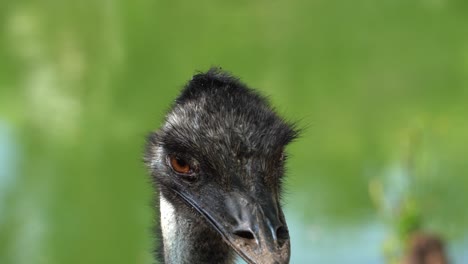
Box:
[159,194,235,264]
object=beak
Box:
[172,189,291,264]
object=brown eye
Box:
[169,156,191,174]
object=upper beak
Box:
[173,189,291,264]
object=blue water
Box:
[0,121,18,222]
[287,212,386,263]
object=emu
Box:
[145,68,297,264]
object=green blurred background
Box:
[1,0,467,263]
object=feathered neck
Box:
[158,194,235,264]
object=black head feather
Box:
[145,68,298,264]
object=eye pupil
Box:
[175,157,186,167]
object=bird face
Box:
[146,69,297,264]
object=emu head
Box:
[145,69,297,264]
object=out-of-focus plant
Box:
[369,125,447,264]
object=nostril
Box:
[234,230,255,240]
[276,226,289,241]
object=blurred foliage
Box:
[1,0,468,263]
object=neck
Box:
[158,194,235,264]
